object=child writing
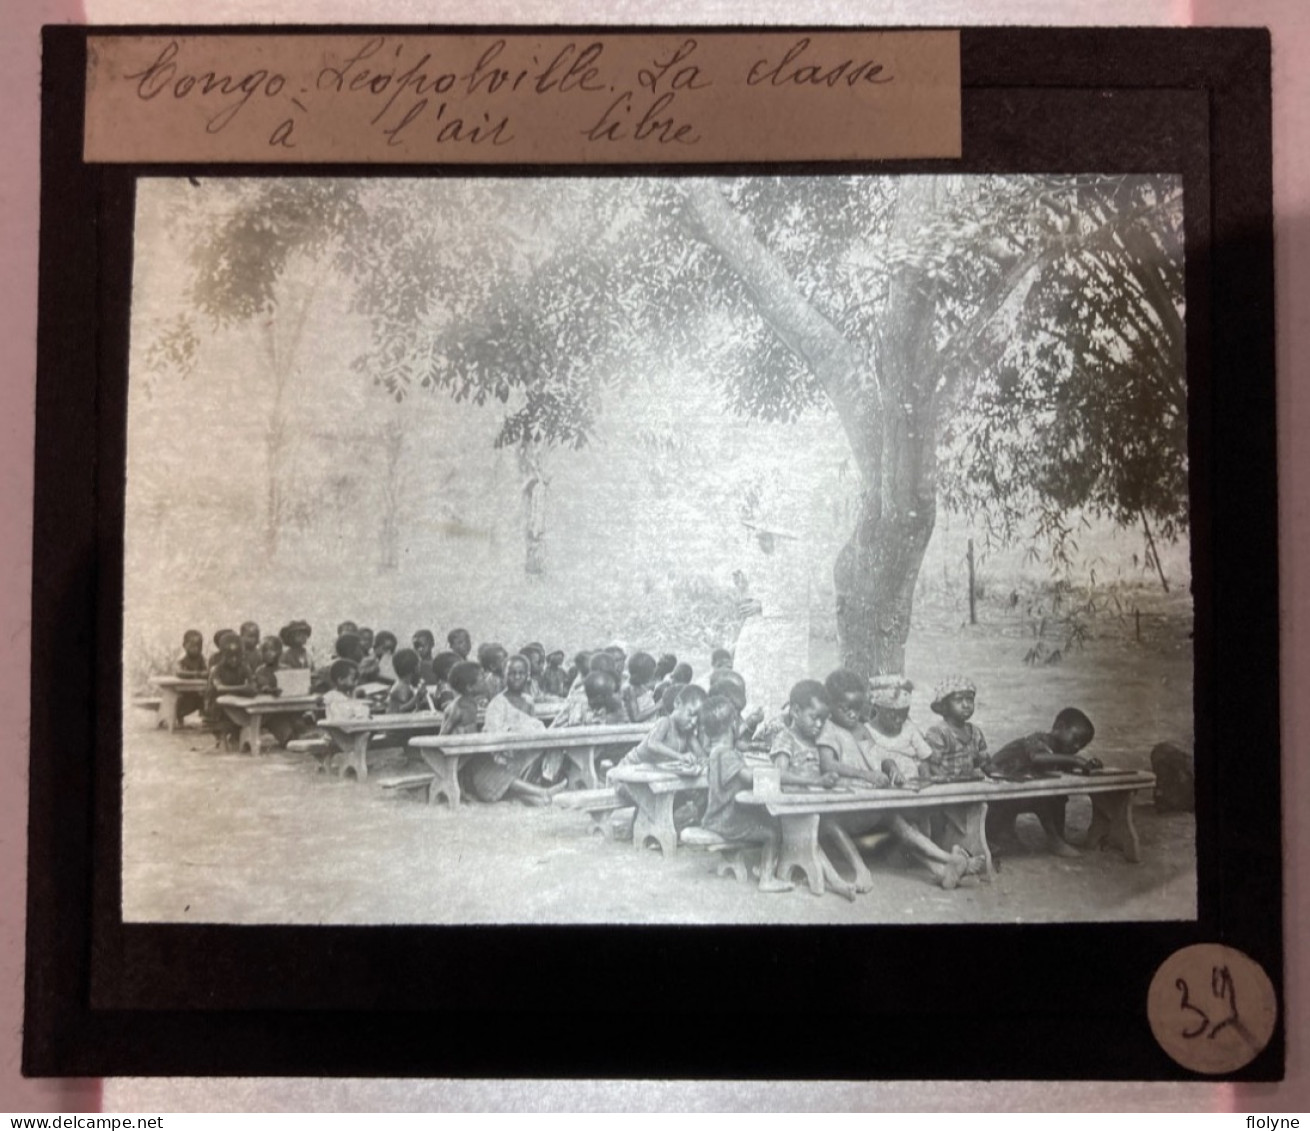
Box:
[816,669,890,788]
[205,631,255,745]
[698,694,793,894]
[984,707,1100,857]
[385,648,429,714]
[622,651,661,723]
[612,684,707,775]
[321,659,360,715]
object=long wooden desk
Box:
[318,711,448,781]
[148,676,208,732]
[606,764,707,858]
[410,723,653,807]
[214,694,323,753]
[737,769,1156,896]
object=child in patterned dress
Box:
[923,676,988,782]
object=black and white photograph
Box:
[121,171,1196,926]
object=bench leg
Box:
[824,820,875,892]
[777,814,825,895]
[245,714,265,755]
[937,802,994,881]
[158,688,179,732]
[563,746,598,790]
[631,787,677,858]
[422,753,462,809]
[713,848,750,883]
[1085,791,1142,862]
[340,733,370,781]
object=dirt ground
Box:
[122,631,1197,925]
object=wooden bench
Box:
[286,736,334,770]
[317,711,449,781]
[737,769,1156,896]
[215,694,322,753]
[554,787,633,838]
[607,764,708,859]
[409,724,652,809]
[679,825,751,882]
[147,676,208,732]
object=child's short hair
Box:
[700,694,737,739]
[505,652,531,674]
[789,679,830,711]
[432,651,460,683]
[449,660,484,695]
[711,647,733,668]
[654,653,678,681]
[671,662,693,683]
[337,621,358,637]
[573,650,592,675]
[478,642,506,668]
[412,629,435,650]
[183,629,203,647]
[588,653,618,676]
[584,670,618,708]
[214,629,237,649]
[329,658,358,685]
[547,650,565,665]
[660,682,688,714]
[240,621,260,638]
[260,635,283,656]
[824,668,867,701]
[374,630,398,653]
[675,684,707,710]
[1053,707,1095,746]
[447,628,470,647]
[392,648,419,679]
[708,669,747,711]
[522,642,544,660]
[628,651,657,685]
[335,632,364,661]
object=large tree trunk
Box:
[686,178,942,677]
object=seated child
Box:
[469,654,563,806]
[477,642,508,701]
[429,651,460,711]
[520,642,546,697]
[657,680,688,717]
[698,694,793,894]
[172,629,208,724]
[356,628,381,683]
[863,676,979,889]
[252,636,284,695]
[411,630,437,684]
[984,707,1099,857]
[313,631,366,694]
[770,680,855,900]
[654,661,693,705]
[446,628,473,661]
[321,658,360,712]
[204,631,255,743]
[923,676,988,782]
[372,630,399,683]
[336,620,359,638]
[864,676,933,784]
[710,647,734,672]
[706,669,766,743]
[384,648,429,714]
[540,650,569,698]
[654,653,678,685]
[565,650,592,696]
[278,621,313,670]
[612,684,706,775]
[439,660,485,736]
[622,651,661,723]
[816,669,889,788]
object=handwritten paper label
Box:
[1147,944,1278,1074]
[83,32,960,163]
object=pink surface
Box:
[1,0,1306,1113]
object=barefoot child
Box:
[699,694,793,894]
[985,707,1100,856]
[612,684,706,775]
[770,680,856,901]
[172,629,208,725]
[471,654,566,806]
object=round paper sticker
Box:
[1147,944,1277,1074]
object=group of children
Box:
[170,620,1103,895]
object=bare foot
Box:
[1047,836,1080,858]
[829,877,857,902]
[940,855,966,890]
[757,877,794,893]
